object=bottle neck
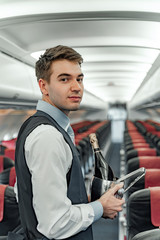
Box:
[89,133,99,149]
[94,148,100,152]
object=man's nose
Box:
[70,80,82,91]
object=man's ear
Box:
[38,79,49,95]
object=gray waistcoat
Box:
[15,110,93,240]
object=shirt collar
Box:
[36,100,71,132]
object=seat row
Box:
[120,119,160,240]
[72,120,111,177]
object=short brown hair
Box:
[35,45,83,82]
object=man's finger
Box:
[111,182,124,194]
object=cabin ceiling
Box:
[0,0,160,109]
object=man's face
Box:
[39,59,84,115]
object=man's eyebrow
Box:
[78,73,84,77]
[57,73,84,78]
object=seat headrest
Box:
[138,148,157,157]
[140,158,160,169]
[4,149,15,161]
[145,169,160,188]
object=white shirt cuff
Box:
[89,201,103,222]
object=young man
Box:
[14,45,124,240]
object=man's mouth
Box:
[68,96,81,101]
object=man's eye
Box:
[77,78,83,82]
[61,78,68,82]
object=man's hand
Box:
[97,183,125,219]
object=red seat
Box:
[127,169,160,197]
[4,149,15,161]
[125,143,153,152]
[9,167,16,187]
[0,145,7,155]
[131,143,150,148]
[137,121,157,132]
[72,121,92,134]
[130,136,145,140]
[127,156,160,173]
[125,139,147,147]
[138,148,157,156]
[145,169,160,188]
[125,120,138,132]
[0,167,16,187]
[126,148,158,161]
[0,156,15,173]
[127,187,160,240]
[150,187,160,227]
[1,138,17,150]
[0,184,20,236]
[140,157,160,169]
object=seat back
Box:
[127,188,160,240]
[0,156,15,174]
[125,143,151,152]
[0,145,7,155]
[127,156,160,174]
[126,148,157,161]
[145,169,160,188]
[150,187,160,227]
[0,167,16,186]
[4,149,15,161]
[127,169,160,197]
[132,229,160,240]
[0,185,20,236]
[1,139,17,150]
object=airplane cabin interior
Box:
[0,1,160,239]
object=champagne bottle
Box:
[89,133,115,181]
[89,133,124,200]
